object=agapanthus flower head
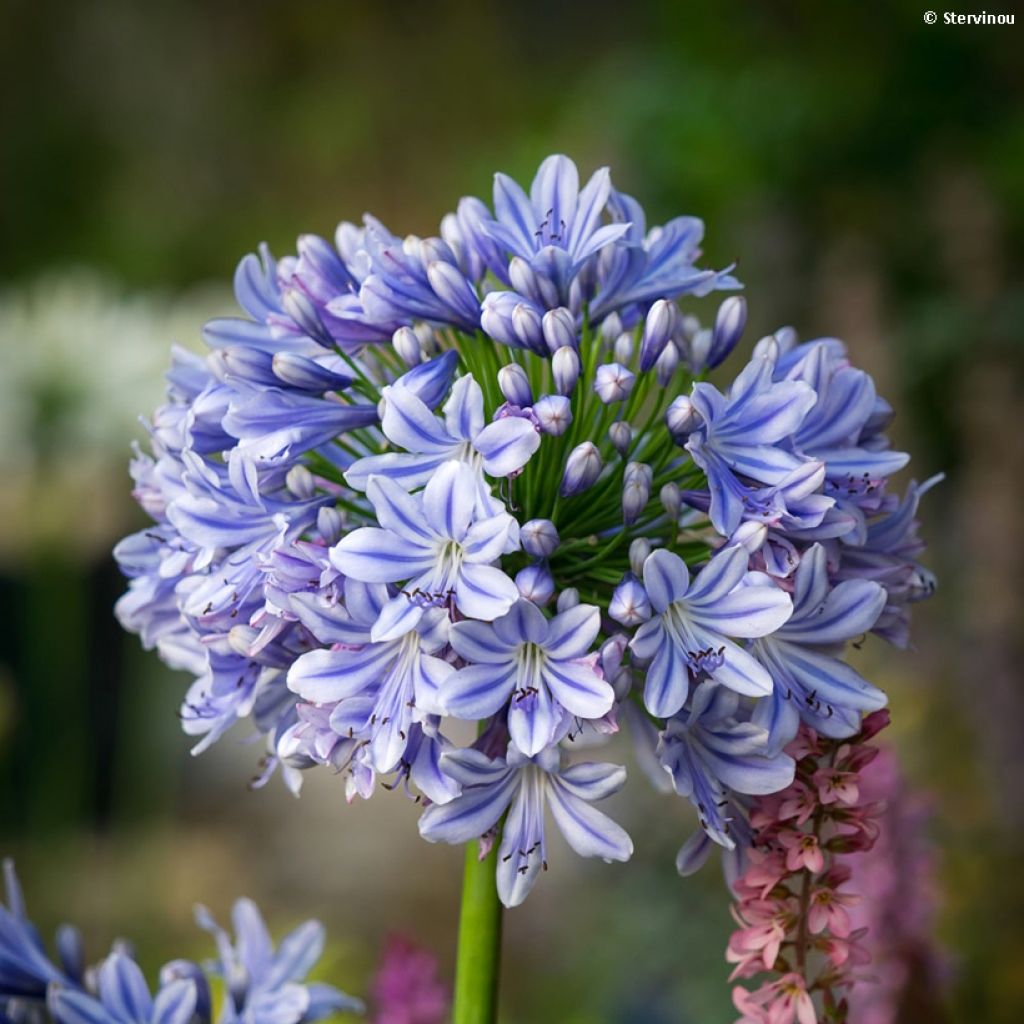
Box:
[114,156,938,906]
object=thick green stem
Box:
[453,841,503,1024]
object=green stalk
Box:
[453,841,503,1024]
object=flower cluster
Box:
[0,860,361,1024]
[725,712,891,1024]
[114,154,938,907]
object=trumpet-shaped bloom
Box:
[344,374,539,495]
[442,599,614,756]
[331,461,520,636]
[288,580,452,773]
[482,155,630,300]
[658,683,795,847]
[684,355,819,535]
[752,544,888,750]
[193,898,362,1024]
[419,745,632,907]
[630,546,793,718]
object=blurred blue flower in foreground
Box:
[0,860,361,1024]
[114,153,938,907]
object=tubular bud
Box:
[533,395,573,435]
[608,421,633,457]
[594,363,636,404]
[498,364,533,408]
[515,564,555,606]
[543,307,578,353]
[392,326,422,366]
[552,346,581,396]
[520,519,560,558]
[560,442,603,497]
[667,395,702,440]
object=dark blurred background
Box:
[1,1,1022,1021]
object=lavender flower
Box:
[442,599,614,756]
[419,745,632,907]
[331,461,520,633]
[629,546,793,718]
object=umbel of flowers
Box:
[113,155,938,1021]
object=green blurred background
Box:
[1,1,1022,1020]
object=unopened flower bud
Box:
[509,256,559,308]
[286,464,315,499]
[608,574,652,626]
[706,296,747,370]
[629,538,652,577]
[640,299,677,371]
[613,331,634,365]
[515,564,555,606]
[414,321,439,355]
[392,326,422,366]
[667,395,702,439]
[655,341,679,386]
[730,521,767,554]
[556,587,580,612]
[317,506,344,545]
[774,325,798,353]
[600,311,624,342]
[560,442,603,497]
[533,395,572,435]
[622,468,647,524]
[272,352,350,392]
[498,364,533,408]
[660,482,681,521]
[751,334,780,365]
[624,461,653,486]
[552,346,581,396]
[282,288,331,347]
[543,307,577,353]
[608,421,632,457]
[512,302,543,350]
[426,261,478,325]
[594,362,636,404]
[520,518,560,558]
[687,327,712,373]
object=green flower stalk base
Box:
[453,841,503,1024]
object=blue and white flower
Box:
[419,745,632,908]
[630,546,793,718]
[442,599,614,757]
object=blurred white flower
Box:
[0,269,231,560]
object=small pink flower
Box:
[807,886,857,936]
[812,769,859,806]
[779,782,817,824]
[733,973,817,1024]
[779,830,825,874]
[740,848,789,898]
